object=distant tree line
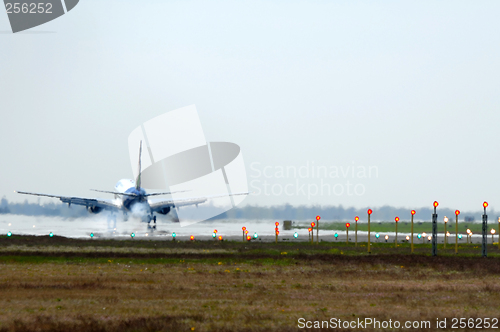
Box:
[0,197,88,218]
[0,198,492,221]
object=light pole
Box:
[310,222,315,243]
[411,210,416,253]
[443,216,449,248]
[345,223,350,245]
[482,202,488,257]
[432,201,438,256]
[455,210,460,254]
[367,209,373,253]
[316,215,320,244]
[394,217,399,248]
[354,216,359,247]
[498,217,500,250]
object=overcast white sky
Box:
[1,1,500,211]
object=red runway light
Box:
[355,216,359,221]
[213,229,218,234]
[411,210,416,215]
[367,209,372,215]
[455,210,460,215]
[316,215,321,221]
[308,228,312,232]
[276,231,280,235]
[242,227,246,231]
[311,222,316,227]
[218,235,222,241]
[245,230,248,234]
[346,223,350,228]
[190,235,194,241]
[246,236,251,241]
[433,201,439,208]
[395,217,399,222]
[483,201,488,208]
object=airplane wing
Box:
[15,191,122,211]
[148,192,251,212]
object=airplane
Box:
[16,142,249,226]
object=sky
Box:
[1,1,500,212]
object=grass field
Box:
[296,221,496,235]
[1,236,500,331]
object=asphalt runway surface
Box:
[0,214,492,245]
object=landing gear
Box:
[107,213,117,231]
[147,214,157,230]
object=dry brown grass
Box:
[1,259,500,331]
[0,237,500,331]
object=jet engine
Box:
[156,207,171,215]
[88,206,103,214]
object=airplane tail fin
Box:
[136,141,142,190]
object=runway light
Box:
[253,232,258,239]
[334,233,338,239]
[90,233,94,238]
[308,227,312,232]
[190,235,195,241]
[213,229,218,234]
[275,222,279,227]
[458,234,462,239]
[491,229,496,235]
[395,217,399,222]
[406,235,410,241]
[293,232,298,238]
[212,232,216,238]
[466,229,471,234]
[427,235,432,242]
[384,235,389,242]
[316,215,321,221]
[433,201,439,208]
[367,209,372,215]
[49,232,53,238]
[411,210,416,215]
[346,223,350,228]
[218,235,222,241]
[444,216,448,223]
[242,227,246,231]
[483,201,489,208]
[245,230,248,235]
[7,232,12,237]
[455,210,460,215]
[276,231,279,235]
[355,216,359,221]
[172,232,177,238]
[417,233,422,239]
[375,233,380,239]
[311,222,316,228]
[246,235,251,241]
[446,231,450,237]
[130,233,135,238]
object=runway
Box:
[0,214,492,244]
